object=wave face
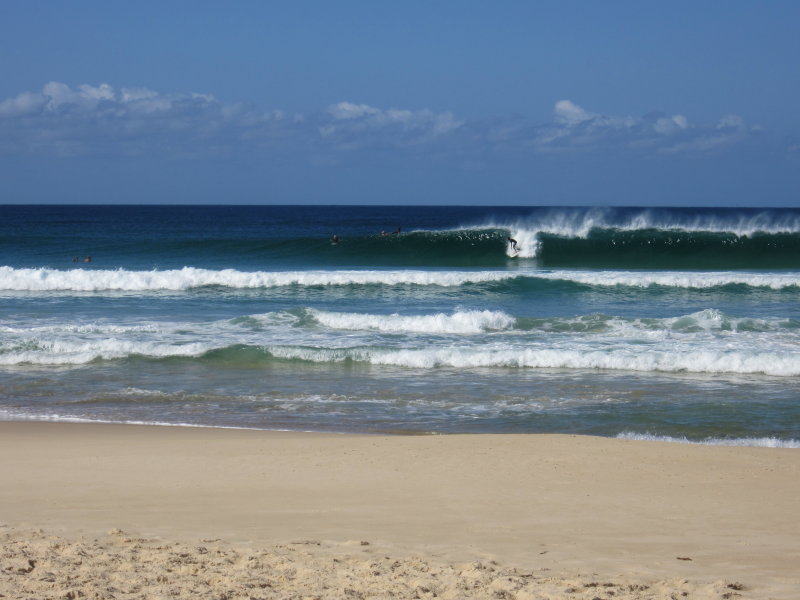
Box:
[1,204,799,442]
[2,205,800,270]
[494,206,800,267]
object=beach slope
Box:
[1,422,798,598]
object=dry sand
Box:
[1,422,798,599]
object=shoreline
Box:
[2,421,799,598]
[2,417,798,448]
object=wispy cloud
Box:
[0,82,300,158]
[319,101,463,151]
[486,100,759,154]
[0,82,761,161]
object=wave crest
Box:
[306,308,515,334]
[1,266,798,292]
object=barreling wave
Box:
[486,207,800,267]
[281,215,800,268]
[1,266,798,293]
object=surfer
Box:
[331,234,339,244]
[507,237,519,252]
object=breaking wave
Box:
[305,308,515,334]
[1,266,798,292]
[5,340,795,376]
[263,345,800,377]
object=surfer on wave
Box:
[507,237,519,252]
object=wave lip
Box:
[473,207,800,260]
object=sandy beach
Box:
[1,422,798,599]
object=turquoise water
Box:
[1,205,798,445]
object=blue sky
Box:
[1,0,798,205]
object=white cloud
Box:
[328,102,380,120]
[320,101,463,149]
[513,100,756,154]
[717,114,746,130]
[553,99,593,124]
[0,82,296,157]
[0,83,760,161]
[0,91,46,117]
[653,115,689,134]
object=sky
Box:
[0,0,798,206]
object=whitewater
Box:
[1,266,798,291]
[1,204,798,443]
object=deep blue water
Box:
[1,204,798,445]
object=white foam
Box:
[1,266,798,292]
[0,409,264,431]
[0,266,517,291]
[0,323,162,334]
[307,308,515,334]
[536,270,800,289]
[266,345,800,377]
[0,338,210,365]
[616,432,800,448]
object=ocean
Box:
[1,204,798,446]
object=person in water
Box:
[507,237,519,252]
[331,234,339,244]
